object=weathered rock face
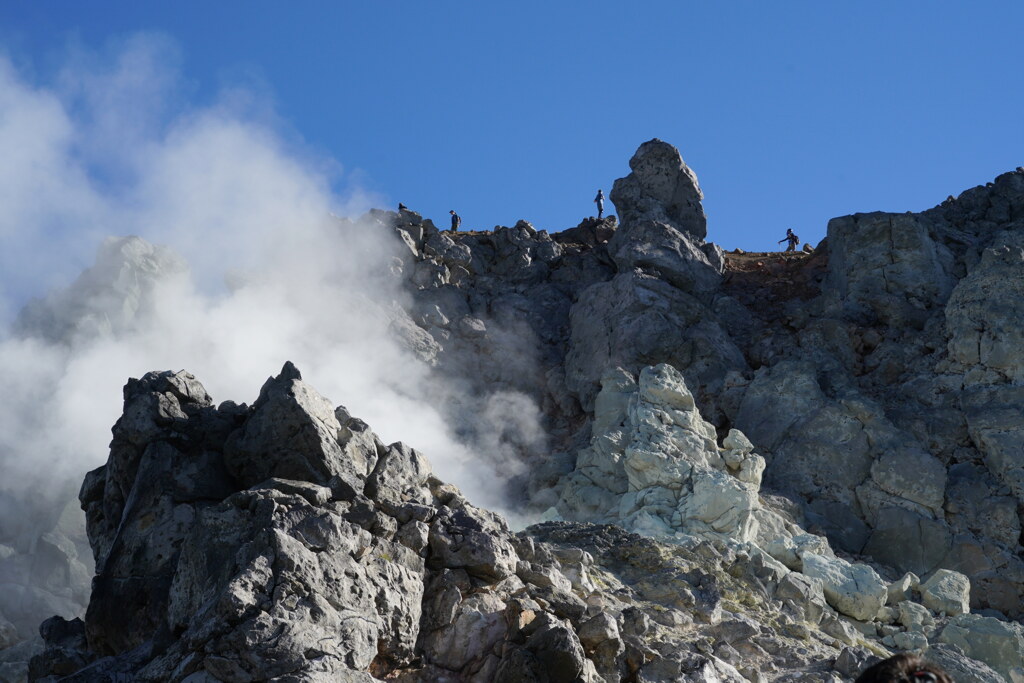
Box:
[565,270,744,412]
[824,212,955,328]
[939,613,1024,681]
[17,142,1024,681]
[79,368,235,656]
[558,364,763,543]
[712,167,1024,620]
[35,366,540,681]
[606,140,721,294]
[31,365,901,683]
[610,138,707,240]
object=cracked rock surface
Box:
[26,364,1020,682]
[14,140,1024,681]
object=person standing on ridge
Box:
[778,228,799,252]
[594,189,605,219]
[449,210,461,232]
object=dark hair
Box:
[855,653,953,683]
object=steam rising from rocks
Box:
[0,36,532,518]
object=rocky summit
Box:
[11,139,1024,681]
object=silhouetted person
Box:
[398,202,408,211]
[855,653,952,683]
[449,210,461,232]
[594,189,605,219]
[778,228,799,252]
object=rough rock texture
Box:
[921,569,972,616]
[610,139,707,240]
[29,365,1017,682]
[24,367,864,682]
[714,170,1024,620]
[365,208,622,500]
[557,363,762,542]
[606,140,721,301]
[17,141,1024,680]
[940,614,1024,681]
[801,554,887,623]
[565,270,742,413]
[33,366,532,681]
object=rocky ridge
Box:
[9,139,1024,681]
[367,139,1024,678]
[27,365,813,681]
[380,140,1024,618]
[27,363,1009,682]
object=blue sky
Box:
[1,1,1022,252]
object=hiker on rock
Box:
[594,189,605,219]
[778,228,799,252]
[449,210,461,232]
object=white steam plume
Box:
[0,36,534,520]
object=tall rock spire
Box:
[605,139,723,294]
[610,138,707,239]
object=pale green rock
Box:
[802,553,887,622]
[940,613,1024,680]
[897,600,934,632]
[922,569,971,616]
[887,572,920,606]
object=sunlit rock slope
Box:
[12,140,1024,681]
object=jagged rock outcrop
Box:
[354,149,1024,675]
[34,365,539,681]
[610,139,707,241]
[554,360,922,638]
[606,139,721,294]
[557,363,763,543]
[31,364,1021,682]
[15,141,1024,681]
[372,209,624,508]
[722,168,1024,618]
[26,365,857,682]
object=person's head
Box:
[450,210,455,214]
[855,653,952,683]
